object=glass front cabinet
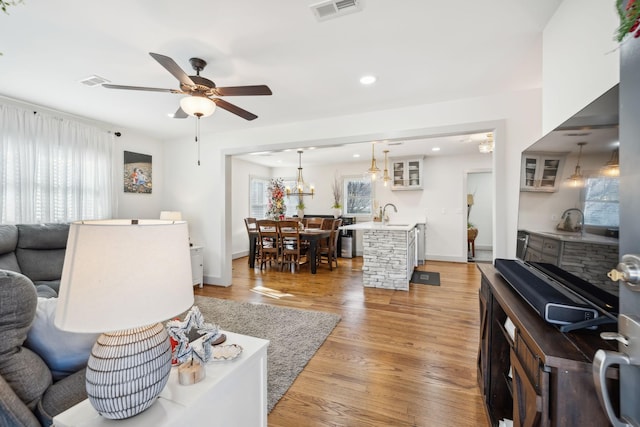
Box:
[520,153,566,192]
[391,157,423,190]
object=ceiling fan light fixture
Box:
[179,95,216,118]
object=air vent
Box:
[310,0,363,21]
[79,75,110,87]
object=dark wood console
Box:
[477,263,617,426]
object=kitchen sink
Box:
[385,223,409,227]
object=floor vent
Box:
[79,75,110,87]
[310,0,363,21]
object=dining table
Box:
[248,228,331,274]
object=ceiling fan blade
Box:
[213,98,258,121]
[173,107,188,119]
[213,85,272,96]
[149,52,196,88]
[103,83,178,93]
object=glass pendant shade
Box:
[368,143,380,180]
[567,142,586,187]
[382,150,391,186]
[180,96,216,117]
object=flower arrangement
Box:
[616,0,640,41]
[266,178,286,219]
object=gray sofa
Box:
[0,223,70,297]
[0,224,87,426]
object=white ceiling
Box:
[0,0,563,167]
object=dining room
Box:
[230,134,494,269]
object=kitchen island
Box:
[340,221,416,290]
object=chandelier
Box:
[382,150,391,186]
[478,133,494,153]
[367,142,380,180]
[286,150,315,198]
[567,142,586,187]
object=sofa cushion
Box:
[16,224,70,250]
[15,223,69,282]
[0,270,52,411]
[0,225,21,274]
[0,225,18,255]
[25,297,98,381]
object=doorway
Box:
[466,170,493,263]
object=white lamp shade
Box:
[160,210,183,221]
[55,219,194,333]
[179,96,216,117]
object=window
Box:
[249,176,270,219]
[0,104,114,224]
[583,176,619,228]
[249,176,298,218]
[343,175,373,216]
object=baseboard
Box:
[203,275,232,287]
[233,250,249,260]
[425,255,467,263]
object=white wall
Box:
[162,87,541,285]
[113,129,165,220]
[231,157,271,258]
[542,0,619,133]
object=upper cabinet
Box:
[391,157,423,191]
[520,153,566,192]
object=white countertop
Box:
[340,221,416,231]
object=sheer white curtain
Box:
[0,103,114,224]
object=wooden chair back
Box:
[256,219,280,270]
[305,217,324,229]
[278,220,307,271]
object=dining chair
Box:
[317,218,342,270]
[256,219,281,270]
[305,217,323,229]
[277,220,308,272]
[244,217,260,266]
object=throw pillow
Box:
[24,298,99,381]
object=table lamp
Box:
[55,219,194,419]
[159,211,183,221]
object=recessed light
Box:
[432,147,441,152]
[353,154,360,158]
[360,75,376,85]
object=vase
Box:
[332,208,341,218]
[297,209,304,219]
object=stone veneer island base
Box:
[340,222,417,291]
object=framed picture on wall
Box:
[124,151,152,193]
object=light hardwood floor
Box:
[195,257,489,427]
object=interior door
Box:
[617,32,640,425]
[594,25,640,426]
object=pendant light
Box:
[367,142,380,180]
[603,147,619,177]
[286,150,315,198]
[567,142,586,187]
[382,150,391,186]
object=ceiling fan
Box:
[103,52,272,121]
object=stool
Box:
[467,228,478,258]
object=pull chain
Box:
[195,116,201,166]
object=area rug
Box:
[410,270,441,286]
[190,296,340,412]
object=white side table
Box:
[190,245,204,288]
[53,331,269,427]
